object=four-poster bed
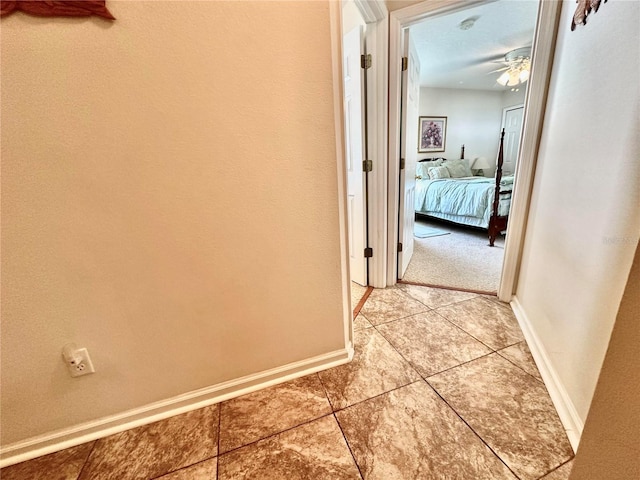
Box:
[414,130,511,246]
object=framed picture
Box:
[418,116,447,153]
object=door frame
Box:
[388,0,562,300]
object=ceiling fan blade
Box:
[462,52,505,68]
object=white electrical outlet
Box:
[62,344,95,378]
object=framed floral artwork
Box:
[418,116,446,153]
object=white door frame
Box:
[330,0,355,353]
[498,0,561,300]
[329,0,388,349]
[388,0,562,300]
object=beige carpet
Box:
[402,218,505,293]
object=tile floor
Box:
[1,284,574,480]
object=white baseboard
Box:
[0,344,354,468]
[510,296,583,452]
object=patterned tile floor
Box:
[1,284,574,480]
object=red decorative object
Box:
[572,0,607,31]
[1,1,115,20]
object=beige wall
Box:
[419,87,502,174]
[500,87,526,110]
[516,0,640,424]
[1,1,346,446]
[569,242,640,479]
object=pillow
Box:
[444,158,473,178]
[416,159,442,179]
[428,166,450,180]
[419,158,443,165]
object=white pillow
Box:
[428,166,451,180]
[416,159,443,178]
[444,158,473,178]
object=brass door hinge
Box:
[363,160,373,173]
[361,54,372,69]
[364,247,373,258]
[401,56,408,71]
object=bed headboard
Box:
[418,144,465,162]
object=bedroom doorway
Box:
[388,0,561,299]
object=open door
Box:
[501,105,524,176]
[343,26,367,286]
[397,32,420,279]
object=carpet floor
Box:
[402,218,505,293]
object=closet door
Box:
[501,105,524,175]
[343,26,367,286]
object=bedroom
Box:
[398,0,538,293]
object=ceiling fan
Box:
[489,47,532,86]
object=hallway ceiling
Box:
[409,0,539,91]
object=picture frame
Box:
[418,116,447,153]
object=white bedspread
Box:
[415,176,513,227]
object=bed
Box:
[414,130,511,246]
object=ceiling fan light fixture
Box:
[497,71,510,86]
[507,70,521,86]
[496,47,532,87]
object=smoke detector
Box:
[458,16,480,30]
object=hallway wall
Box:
[1,1,346,448]
[569,242,640,479]
[516,0,640,426]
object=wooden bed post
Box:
[488,129,508,246]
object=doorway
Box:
[388,0,562,301]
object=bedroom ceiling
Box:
[409,0,539,90]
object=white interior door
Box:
[502,105,524,175]
[397,33,420,279]
[343,26,367,286]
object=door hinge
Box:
[363,160,373,173]
[398,242,403,252]
[361,54,372,69]
[401,56,408,71]
[364,247,373,258]
[400,158,405,170]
